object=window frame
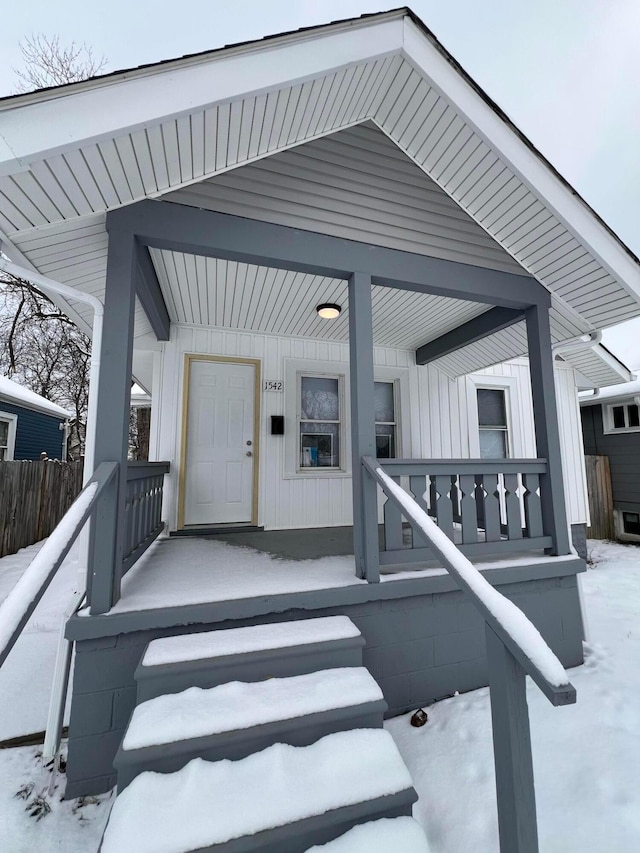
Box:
[603,400,640,435]
[374,379,399,460]
[296,370,345,473]
[466,374,523,459]
[0,411,18,461]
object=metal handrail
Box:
[0,461,118,669]
[363,455,576,852]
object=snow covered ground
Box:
[0,538,638,851]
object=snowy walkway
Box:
[0,539,639,851]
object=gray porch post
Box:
[348,272,380,582]
[88,226,138,614]
[525,303,571,555]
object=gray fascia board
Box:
[135,242,171,341]
[107,201,551,310]
[416,306,526,364]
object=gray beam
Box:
[135,243,170,341]
[348,272,380,583]
[416,307,525,365]
[525,304,571,556]
[89,226,138,614]
[107,201,550,310]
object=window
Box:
[477,388,509,459]
[623,512,640,536]
[298,374,343,469]
[375,381,397,459]
[606,402,640,433]
[0,413,17,461]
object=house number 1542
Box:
[263,380,284,391]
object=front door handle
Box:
[246,451,252,457]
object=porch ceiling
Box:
[1,9,639,379]
[148,248,489,349]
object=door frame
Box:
[178,354,261,529]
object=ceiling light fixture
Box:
[316,303,341,319]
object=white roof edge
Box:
[0,18,404,172]
[0,375,73,418]
[401,17,640,308]
[580,375,640,406]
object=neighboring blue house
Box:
[0,375,72,460]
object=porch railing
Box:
[364,457,576,853]
[376,458,552,566]
[123,462,170,575]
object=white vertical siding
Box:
[150,327,588,530]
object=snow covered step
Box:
[102,729,417,853]
[116,667,386,790]
[135,616,364,702]
[304,816,430,852]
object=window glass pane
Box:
[0,421,8,447]
[479,429,507,459]
[477,388,507,427]
[375,423,396,459]
[300,422,340,467]
[374,382,395,423]
[628,404,640,428]
[612,406,625,429]
[623,512,640,535]
[300,377,339,421]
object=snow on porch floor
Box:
[95,534,573,616]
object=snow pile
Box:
[123,667,383,750]
[305,817,431,852]
[103,729,413,853]
[142,615,360,667]
[375,466,570,688]
[0,375,72,418]
[0,483,95,663]
[387,539,640,852]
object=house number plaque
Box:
[263,380,284,392]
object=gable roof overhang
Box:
[1,7,639,384]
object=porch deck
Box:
[69,532,583,639]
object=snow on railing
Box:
[363,456,577,853]
[0,461,118,669]
[365,457,574,700]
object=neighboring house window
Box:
[622,512,640,536]
[375,381,397,459]
[298,374,343,469]
[605,402,640,433]
[0,412,18,461]
[477,388,509,459]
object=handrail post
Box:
[348,272,379,582]
[485,623,539,853]
[525,303,570,555]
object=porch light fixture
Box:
[316,303,341,319]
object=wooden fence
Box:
[585,454,614,540]
[0,460,83,558]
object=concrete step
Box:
[304,816,430,852]
[135,616,364,702]
[116,667,386,790]
[102,729,418,853]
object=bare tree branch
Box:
[13,33,107,93]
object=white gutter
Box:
[0,253,103,482]
[551,330,602,355]
[0,252,105,766]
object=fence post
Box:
[36,460,48,542]
[485,622,539,853]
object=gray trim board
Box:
[66,557,585,641]
[415,307,526,364]
[107,201,551,310]
[134,242,170,341]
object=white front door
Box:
[184,359,256,525]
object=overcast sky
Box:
[2,0,639,367]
